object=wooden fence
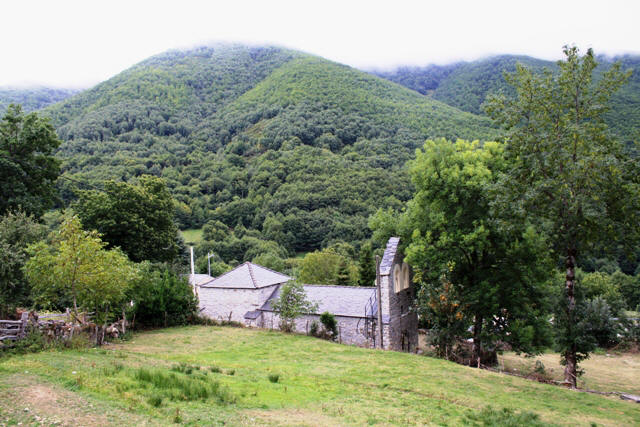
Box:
[0,312,29,342]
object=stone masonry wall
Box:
[198,285,278,323]
[259,311,372,347]
[381,261,419,352]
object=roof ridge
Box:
[248,261,292,279]
[246,262,258,288]
[301,284,377,289]
[202,263,245,284]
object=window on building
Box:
[402,263,410,290]
[393,264,403,293]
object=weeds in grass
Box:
[268,374,280,383]
[171,362,200,375]
[464,406,556,426]
[226,369,235,376]
[147,394,163,407]
[133,367,234,403]
[210,366,221,373]
[173,408,182,423]
[102,362,124,377]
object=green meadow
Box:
[0,326,638,426]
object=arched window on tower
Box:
[393,264,403,293]
[402,263,410,290]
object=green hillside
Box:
[1,326,638,426]
[42,45,497,262]
[376,54,640,143]
[0,87,79,115]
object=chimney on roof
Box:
[190,246,195,275]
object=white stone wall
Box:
[259,312,372,347]
[198,285,278,323]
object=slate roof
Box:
[200,262,292,289]
[244,310,261,320]
[379,237,400,276]
[188,274,215,287]
[261,284,377,318]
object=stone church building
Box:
[193,237,418,352]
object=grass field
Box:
[180,229,204,245]
[500,350,640,394]
[0,326,638,426]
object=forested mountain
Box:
[0,87,79,115]
[43,44,497,261]
[375,54,640,143]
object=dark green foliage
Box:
[486,46,640,386]
[319,312,338,339]
[268,373,280,383]
[147,394,163,407]
[612,270,640,310]
[272,281,317,332]
[378,54,640,144]
[0,327,46,357]
[74,176,180,263]
[0,87,78,115]
[1,104,61,217]
[128,264,197,328]
[43,44,497,262]
[397,139,553,364]
[357,243,376,287]
[0,211,47,316]
[464,406,555,427]
[309,321,319,336]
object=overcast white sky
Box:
[2,0,639,88]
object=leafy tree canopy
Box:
[74,176,180,263]
[0,211,47,316]
[0,104,61,217]
[485,46,640,387]
[24,216,138,336]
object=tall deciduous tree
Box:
[0,211,47,316]
[400,139,553,365]
[24,216,137,343]
[74,176,180,263]
[0,104,61,217]
[485,46,640,387]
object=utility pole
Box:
[375,255,383,349]
[207,252,216,277]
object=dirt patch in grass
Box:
[0,374,158,427]
[245,408,345,426]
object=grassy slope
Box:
[500,351,640,395]
[1,326,638,426]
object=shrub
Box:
[128,264,198,328]
[320,312,338,339]
[309,320,319,336]
[271,281,317,333]
[268,373,280,383]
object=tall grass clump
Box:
[133,367,234,403]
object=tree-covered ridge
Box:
[0,87,79,115]
[375,54,640,143]
[40,44,498,261]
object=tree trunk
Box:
[563,248,578,388]
[472,315,483,368]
